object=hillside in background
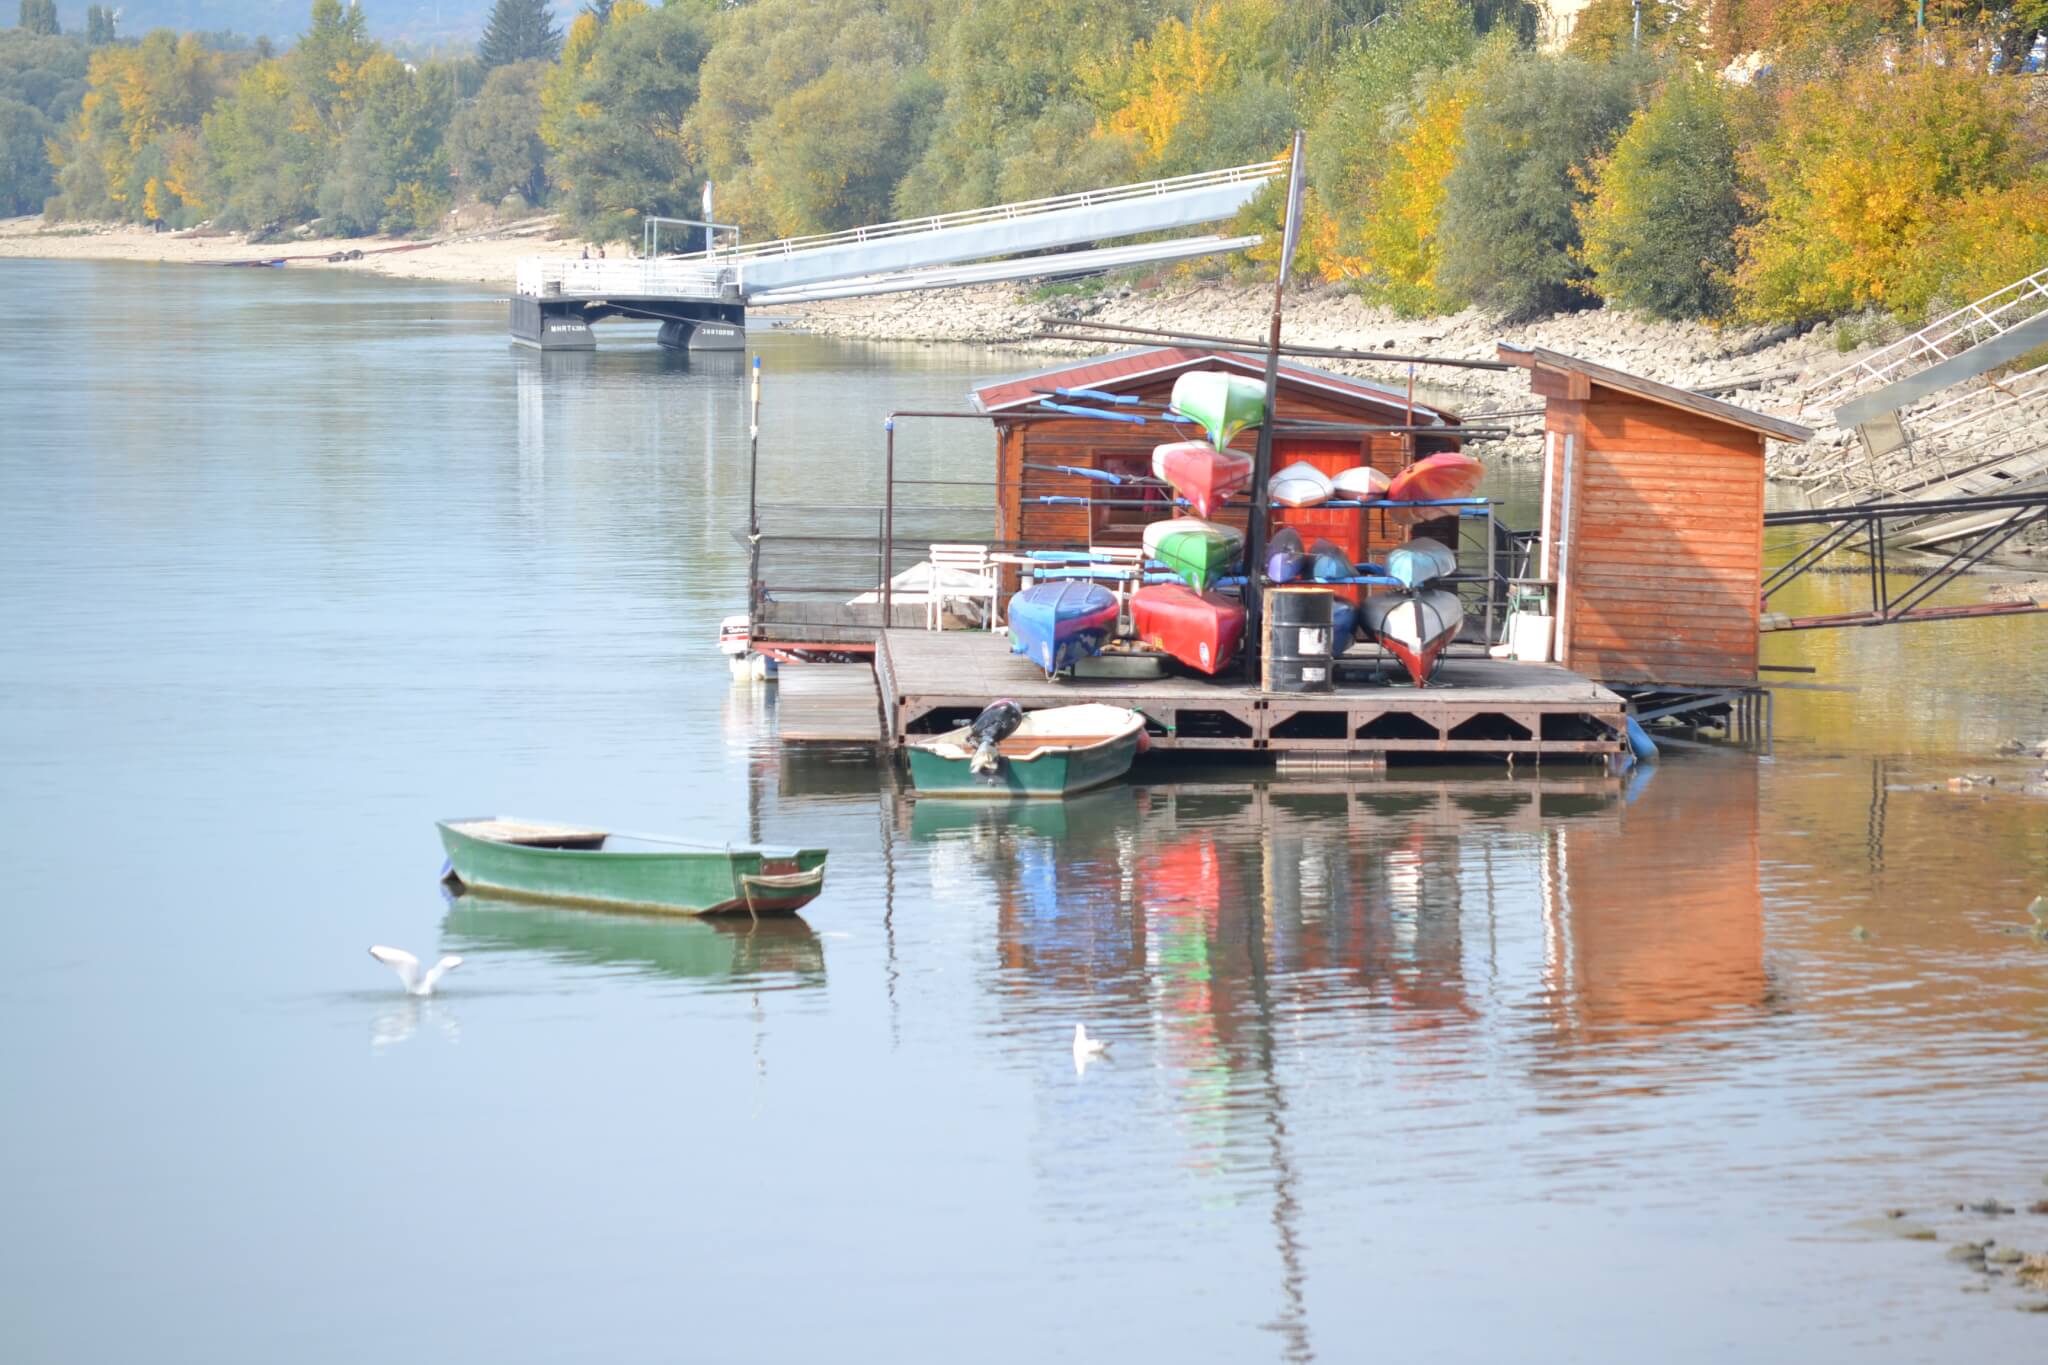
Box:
[53,0,489,44]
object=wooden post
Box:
[882,418,896,628]
[746,356,762,623]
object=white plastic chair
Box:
[925,543,1001,630]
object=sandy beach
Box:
[0,213,573,287]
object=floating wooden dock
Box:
[774,663,884,747]
[859,630,1627,764]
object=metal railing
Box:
[1800,264,2048,416]
[711,159,1286,264]
[514,256,733,299]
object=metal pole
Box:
[1243,129,1306,682]
[747,356,762,623]
[1632,0,1641,49]
[882,418,896,629]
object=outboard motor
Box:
[967,700,1025,774]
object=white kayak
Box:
[1361,588,1463,686]
[1268,460,1333,509]
[1331,465,1390,501]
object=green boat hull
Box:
[906,728,1141,799]
[437,821,827,916]
[1151,529,1239,592]
[1172,370,1267,448]
[443,895,826,981]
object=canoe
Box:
[1265,525,1306,583]
[1142,516,1243,592]
[1008,580,1120,678]
[907,704,1148,798]
[1385,539,1459,589]
[437,818,827,916]
[1152,439,1252,518]
[1306,537,1354,582]
[1331,465,1391,500]
[1385,452,1484,524]
[1131,582,1246,675]
[1268,460,1333,508]
[1171,370,1266,448]
[1360,588,1464,686]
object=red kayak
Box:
[1131,583,1246,676]
[1152,440,1253,519]
[1385,452,1483,525]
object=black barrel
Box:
[1262,586,1336,693]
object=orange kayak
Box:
[1385,453,1483,524]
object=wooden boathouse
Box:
[1500,344,1813,690]
[772,345,1813,765]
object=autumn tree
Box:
[479,0,561,69]
[1566,0,1703,60]
[48,29,236,223]
[1578,70,1744,319]
[1437,53,1648,319]
[1734,53,2047,322]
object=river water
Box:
[3,261,2046,1363]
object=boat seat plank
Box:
[447,818,611,846]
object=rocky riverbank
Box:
[775,275,1861,476]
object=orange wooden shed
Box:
[1499,344,1814,689]
[971,347,1464,581]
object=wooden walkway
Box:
[775,664,883,747]
[872,630,1628,764]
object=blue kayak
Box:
[1266,526,1306,583]
[1008,581,1120,678]
[1331,595,1358,656]
[1385,540,1459,590]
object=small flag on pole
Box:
[1277,129,1307,289]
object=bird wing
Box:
[419,955,464,994]
[368,945,420,992]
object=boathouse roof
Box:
[970,346,1459,424]
[1496,343,1815,444]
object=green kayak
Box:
[907,704,1147,799]
[437,817,827,916]
[1171,370,1267,448]
[1142,515,1244,592]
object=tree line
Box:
[6,0,2047,329]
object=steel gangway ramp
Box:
[510,160,1283,351]
[1780,265,2048,531]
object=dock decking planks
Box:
[776,663,884,746]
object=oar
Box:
[1035,399,1151,424]
[1022,462,1169,487]
[1033,386,1141,406]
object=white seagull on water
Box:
[1072,1023,1109,1074]
[368,945,464,996]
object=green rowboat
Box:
[906,704,1147,799]
[437,817,827,916]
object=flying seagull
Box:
[368,945,464,996]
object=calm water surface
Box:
[3,261,2047,1363]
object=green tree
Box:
[544,2,713,241]
[448,58,547,205]
[18,0,58,37]
[690,0,929,235]
[892,0,1157,215]
[48,29,235,223]
[1578,69,1743,319]
[200,58,320,228]
[84,5,116,44]
[479,0,561,69]
[0,95,53,212]
[317,52,455,233]
[1437,54,1646,319]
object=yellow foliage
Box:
[1092,0,1279,164]
[1734,57,2036,323]
[1354,71,1474,315]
